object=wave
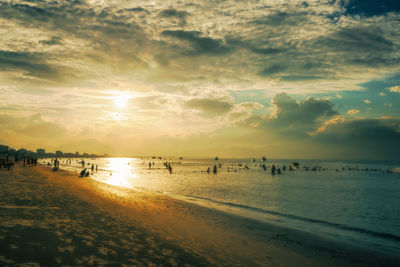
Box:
[186,195,400,243]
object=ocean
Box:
[43,157,400,255]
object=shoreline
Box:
[1,165,400,266]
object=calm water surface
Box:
[45,157,400,254]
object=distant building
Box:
[55,150,63,157]
[37,148,46,155]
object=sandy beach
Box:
[1,164,399,266]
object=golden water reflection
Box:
[101,158,136,188]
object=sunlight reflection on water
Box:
[43,157,400,254]
[99,158,136,188]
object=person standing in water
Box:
[271,164,276,175]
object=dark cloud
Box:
[161,30,231,56]
[1,1,399,96]
[1,2,146,50]
[343,0,400,17]
[244,93,338,137]
[185,98,234,117]
[2,0,398,88]
[89,20,143,40]
[326,27,394,53]
[301,1,309,8]
[271,93,338,127]
[313,26,400,67]
[0,1,149,79]
[3,3,58,22]
[123,7,150,13]
[251,11,308,26]
[0,50,61,81]
[239,93,400,159]
[159,8,188,21]
[39,36,62,45]
[315,119,400,160]
[242,3,399,79]
[259,64,287,76]
[253,22,398,79]
[250,47,287,55]
[311,25,398,67]
[280,75,322,81]
[256,59,332,81]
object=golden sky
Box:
[0,0,399,159]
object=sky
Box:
[0,0,399,160]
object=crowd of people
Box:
[79,161,99,177]
[205,160,395,176]
[144,160,174,174]
[23,157,38,167]
[3,155,395,178]
[0,155,39,171]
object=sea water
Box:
[44,157,400,254]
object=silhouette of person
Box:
[213,165,217,174]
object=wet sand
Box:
[1,165,399,266]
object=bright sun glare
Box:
[114,96,127,109]
[103,158,135,188]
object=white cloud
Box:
[346,109,360,115]
[1,0,400,159]
[1,0,399,96]
[389,86,400,93]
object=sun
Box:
[114,96,127,109]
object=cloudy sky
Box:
[0,0,399,159]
